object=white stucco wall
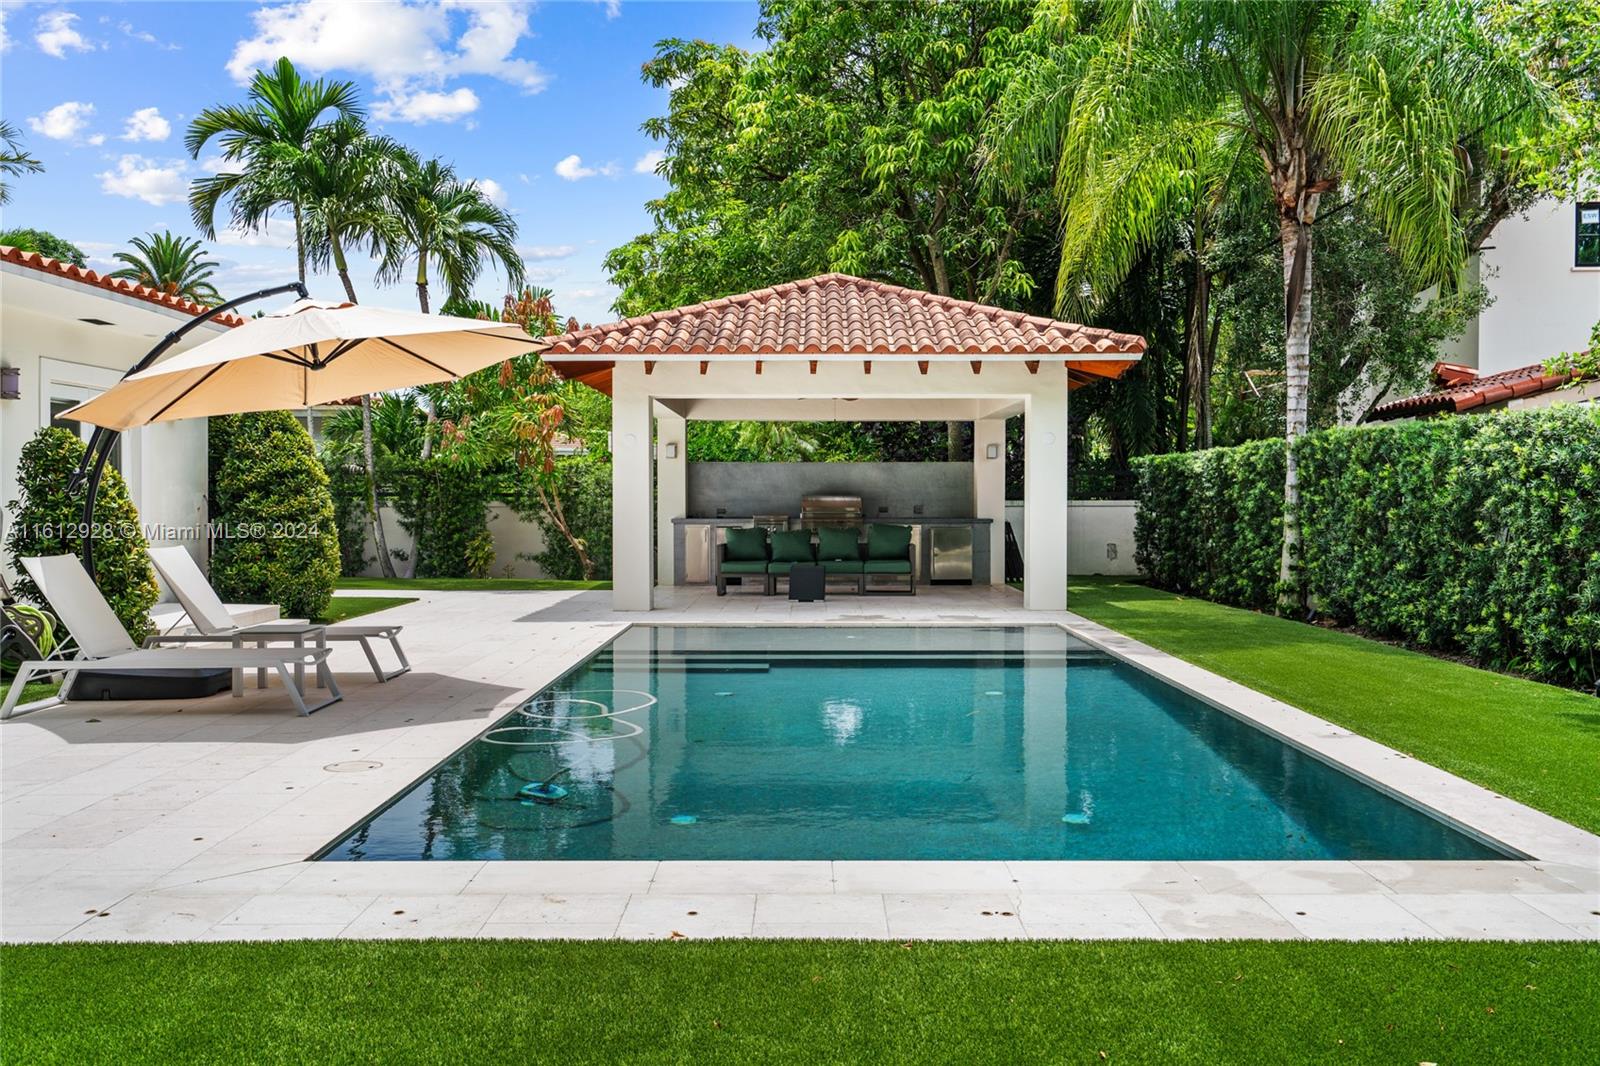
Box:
[1475,200,1600,373]
[1005,499,1140,577]
[1,267,226,587]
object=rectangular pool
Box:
[318,626,1511,862]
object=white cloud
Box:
[554,154,618,181]
[566,288,602,299]
[97,155,188,205]
[227,1,549,127]
[372,87,479,124]
[121,107,171,143]
[35,10,95,58]
[520,244,577,260]
[0,7,11,54]
[27,101,95,141]
[600,1,622,20]
[470,178,508,207]
[524,266,568,284]
[86,133,106,146]
[119,21,181,50]
[634,149,666,175]
[217,217,298,250]
[199,156,231,174]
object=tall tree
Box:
[268,116,408,578]
[186,56,364,283]
[0,120,44,205]
[380,154,524,315]
[1022,0,1554,607]
[109,231,222,305]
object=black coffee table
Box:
[788,564,826,602]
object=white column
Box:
[972,417,1007,585]
[1023,377,1069,611]
[655,411,687,587]
[611,365,654,610]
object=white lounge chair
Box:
[147,547,410,683]
[2,555,339,720]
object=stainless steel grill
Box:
[800,495,863,529]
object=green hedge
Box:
[515,457,612,581]
[209,412,340,620]
[4,427,159,640]
[389,458,492,579]
[1133,407,1600,687]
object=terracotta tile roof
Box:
[0,244,245,327]
[543,273,1144,358]
[1367,361,1578,422]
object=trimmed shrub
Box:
[323,463,372,577]
[1133,406,1600,686]
[389,457,491,578]
[209,412,340,620]
[4,427,159,640]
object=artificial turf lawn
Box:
[338,576,611,592]
[313,595,419,624]
[2,940,1594,1064]
[1066,578,1600,835]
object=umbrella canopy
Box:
[61,299,540,431]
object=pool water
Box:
[320,626,1509,862]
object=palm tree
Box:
[186,57,363,283]
[997,0,1552,607]
[266,116,410,577]
[0,120,44,205]
[381,154,524,457]
[381,153,524,314]
[109,231,222,305]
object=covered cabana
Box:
[540,274,1143,611]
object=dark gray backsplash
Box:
[687,462,974,518]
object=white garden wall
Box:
[1005,499,1140,576]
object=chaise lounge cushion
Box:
[867,523,912,560]
[724,526,768,562]
[770,529,816,563]
[864,559,912,574]
[720,559,769,575]
[817,527,862,562]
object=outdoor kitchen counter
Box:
[670,516,993,586]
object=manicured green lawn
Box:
[1067,578,1600,834]
[338,576,611,592]
[314,595,419,624]
[3,940,1594,1064]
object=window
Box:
[1578,202,1600,268]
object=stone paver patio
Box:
[3,585,1595,943]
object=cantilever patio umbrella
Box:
[61,286,541,577]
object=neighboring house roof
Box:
[0,245,244,327]
[539,273,1144,395]
[1368,360,1577,421]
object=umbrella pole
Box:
[71,281,309,582]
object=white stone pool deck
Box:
[2,585,1595,943]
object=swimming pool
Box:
[319,626,1511,862]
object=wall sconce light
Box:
[985,442,1000,460]
[664,441,679,459]
[0,366,19,400]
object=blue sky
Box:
[0,1,761,325]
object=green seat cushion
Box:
[821,559,864,574]
[724,526,768,562]
[867,523,912,560]
[864,559,912,574]
[719,559,768,575]
[768,560,821,575]
[769,529,816,563]
[817,527,862,562]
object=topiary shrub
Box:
[4,427,159,640]
[209,411,340,620]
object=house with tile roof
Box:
[0,246,240,582]
[539,272,1143,612]
[1367,360,1598,423]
